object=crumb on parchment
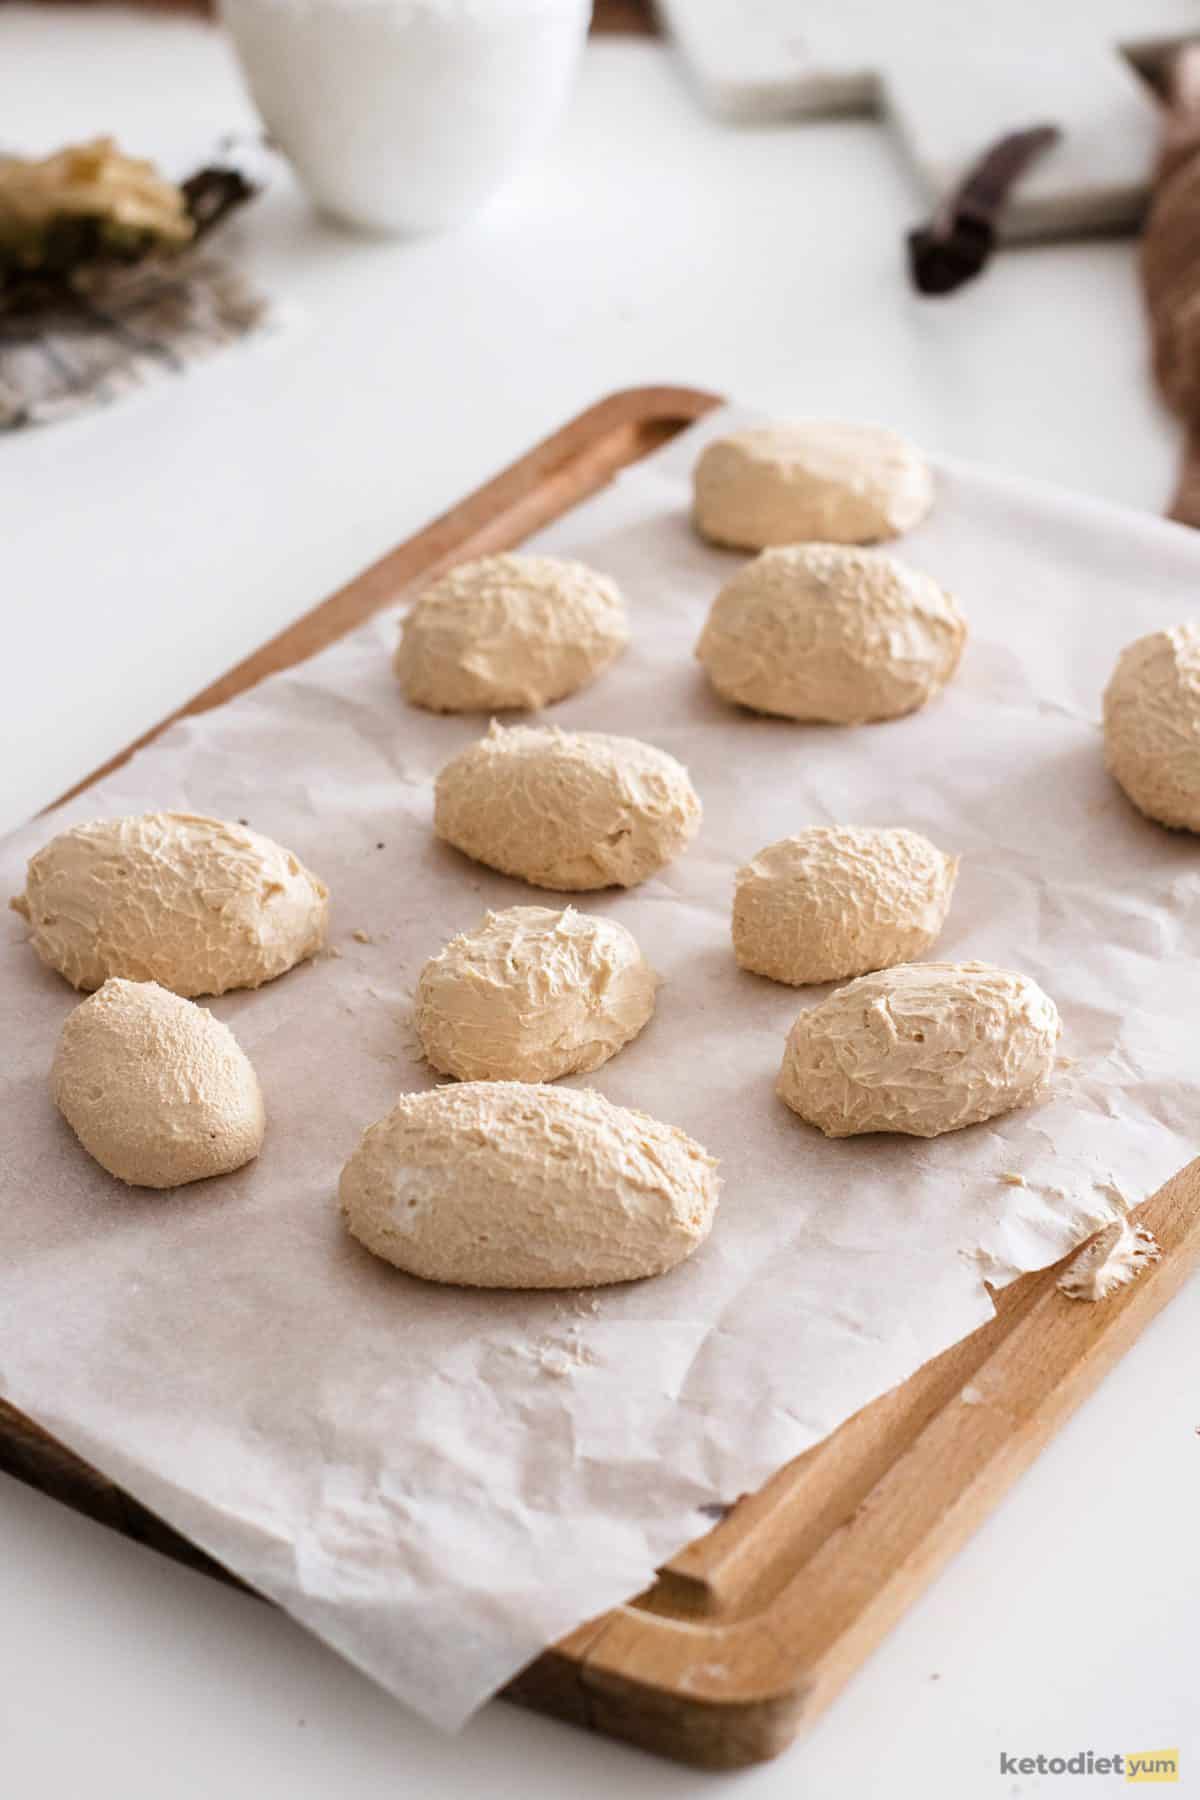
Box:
[1058,1218,1161,1303]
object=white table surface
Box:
[2,9,1194,1797]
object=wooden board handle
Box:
[50,385,720,810]
[562,1159,1200,1765]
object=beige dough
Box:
[693,421,934,550]
[734,826,958,985]
[1102,623,1200,832]
[11,811,329,995]
[696,544,965,724]
[778,961,1060,1139]
[52,978,265,1187]
[415,905,659,1083]
[433,722,702,890]
[339,1082,719,1288]
[394,553,629,713]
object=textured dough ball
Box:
[433,722,702,891]
[394,553,629,713]
[778,961,1060,1139]
[1102,623,1200,831]
[339,1082,719,1288]
[10,811,329,996]
[415,905,659,1083]
[693,421,934,550]
[696,543,965,724]
[734,827,958,986]
[52,978,265,1187]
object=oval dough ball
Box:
[778,961,1060,1139]
[693,421,934,550]
[394,553,629,713]
[1103,622,1200,831]
[415,905,659,1083]
[695,543,965,724]
[734,826,958,986]
[52,978,265,1187]
[434,722,702,891]
[339,1082,719,1288]
[10,811,329,995]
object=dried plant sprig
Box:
[0,138,257,316]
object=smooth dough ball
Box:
[778,961,1060,1139]
[734,826,958,986]
[695,543,965,724]
[10,811,329,996]
[1103,622,1200,831]
[693,421,934,550]
[415,905,659,1083]
[339,1082,719,1288]
[52,978,265,1187]
[394,553,629,713]
[433,722,702,891]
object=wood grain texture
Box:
[1141,48,1200,526]
[6,382,1200,1769]
[568,1159,1200,1764]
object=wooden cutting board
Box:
[3,385,1199,1769]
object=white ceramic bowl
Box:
[220,0,591,234]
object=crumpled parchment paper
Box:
[2,407,1198,1728]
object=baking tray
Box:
[3,385,1198,1769]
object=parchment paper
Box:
[3,407,1199,1729]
